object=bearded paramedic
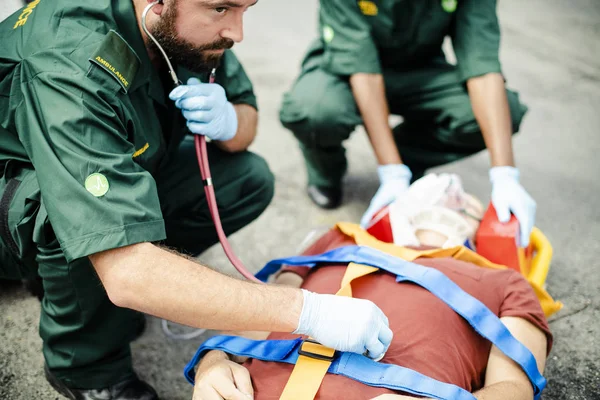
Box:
[0,1,392,399]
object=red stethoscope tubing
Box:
[193,73,263,283]
[194,134,263,283]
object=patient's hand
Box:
[274,271,304,287]
[193,350,253,400]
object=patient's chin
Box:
[415,230,448,248]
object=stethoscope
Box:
[142,0,262,285]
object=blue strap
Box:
[184,335,476,400]
[253,245,546,399]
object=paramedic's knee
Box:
[161,150,274,256]
[442,88,527,152]
[238,152,275,217]
[280,76,359,149]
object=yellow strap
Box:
[336,222,563,317]
[278,351,332,400]
[338,262,379,297]
[279,263,378,400]
[528,227,553,288]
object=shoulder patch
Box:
[89,30,140,93]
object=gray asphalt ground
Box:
[1,1,599,399]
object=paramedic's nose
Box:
[293,290,393,359]
[220,13,244,43]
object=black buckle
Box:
[297,338,336,362]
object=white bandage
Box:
[387,173,482,248]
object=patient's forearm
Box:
[473,380,533,400]
[350,73,403,165]
[467,72,515,167]
[196,349,230,372]
[197,328,271,367]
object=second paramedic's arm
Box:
[453,0,513,167]
[467,73,514,167]
[215,103,257,153]
[473,317,547,400]
[351,74,403,165]
[455,0,536,246]
[320,0,401,165]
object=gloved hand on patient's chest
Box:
[490,166,537,247]
[294,290,393,360]
[360,164,413,228]
[169,77,238,142]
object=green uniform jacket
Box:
[319,0,502,81]
[0,0,257,262]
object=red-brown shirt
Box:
[244,230,553,399]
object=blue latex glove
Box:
[169,77,238,142]
[490,166,537,247]
[360,164,412,228]
[294,289,393,360]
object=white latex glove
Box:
[360,164,412,228]
[490,166,537,247]
[294,289,393,360]
[169,77,238,142]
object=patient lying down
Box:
[190,174,552,400]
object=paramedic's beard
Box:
[149,10,234,74]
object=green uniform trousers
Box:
[0,137,274,389]
[280,44,528,188]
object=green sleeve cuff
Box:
[60,219,166,263]
[452,0,503,82]
[322,41,381,76]
[459,61,502,82]
[218,50,258,110]
[230,92,258,111]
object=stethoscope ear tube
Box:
[141,0,180,87]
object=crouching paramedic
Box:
[279,0,536,249]
[0,1,392,399]
[187,178,556,400]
